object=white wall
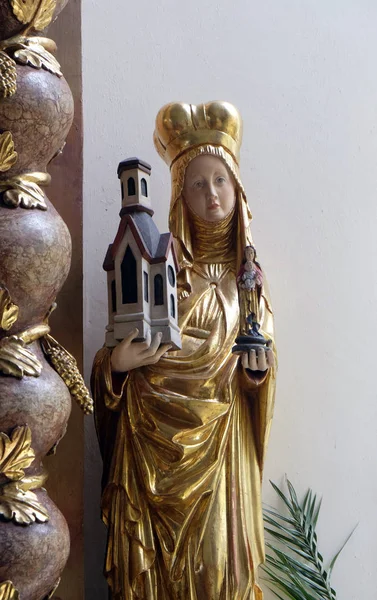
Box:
[83,1,377,597]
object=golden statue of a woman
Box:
[92,101,277,599]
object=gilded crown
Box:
[153,101,243,167]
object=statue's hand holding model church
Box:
[110,327,171,372]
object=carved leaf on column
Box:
[0,426,35,480]
[0,581,20,600]
[34,0,57,30]
[1,37,62,78]
[0,286,19,332]
[0,52,17,99]
[13,42,62,77]
[9,0,57,30]
[10,0,40,25]
[0,482,49,524]
[0,132,18,173]
[0,174,48,210]
[0,335,43,378]
[0,425,49,525]
[9,0,39,23]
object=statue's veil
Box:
[168,143,253,293]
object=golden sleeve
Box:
[91,346,128,490]
[250,279,277,473]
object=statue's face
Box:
[245,246,255,261]
[182,155,236,222]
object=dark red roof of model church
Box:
[103,210,178,272]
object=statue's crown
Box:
[154,101,243,167]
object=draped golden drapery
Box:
[92,142,276,599]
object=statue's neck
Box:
[189,205,237,264]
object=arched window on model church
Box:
[111,279,117,313]
[168,265,175,287]
[127,177,136,196]
[141,178,148,197]
[143,271,149,302]
[170,294,175,319]
[121,246,137,304]
[154,274,164,305]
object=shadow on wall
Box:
[84,416,108,599]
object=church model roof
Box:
[117,157,151,177]
[103,209,178,272]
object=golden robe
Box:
[93,142,276,600]
[92,252,275,599]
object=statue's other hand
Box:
[111,329,172,373]
[241,346,275,372]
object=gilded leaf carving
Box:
[1,36,61,78]
[0,132,18,173]
[0,482,49,525]
[0,286,19,332]
[9,0,56,30]
[13,42,62,76]
[0,177,47,210]
[0,581,20,600]
[0,335,43,378]
[0,425,35,481]
[34,0,57,30]
[9,0,39,24]
[0,425,49,526]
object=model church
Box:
[103,157,181,350]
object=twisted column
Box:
[0,2,91,598]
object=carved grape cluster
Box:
[0,51,17,98]
[42,336,94,415]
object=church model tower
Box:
[103,158,181,350]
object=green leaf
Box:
[262,567,301,599]
[266,588,290,600]
[263,565,320,600]
[263,478,352,600]
[286,478,300,511]
[267,545,327,588]
[264,514,305,541]
[270,480,297,517]
[276,561,327,595]
[264,527,309,552]
[302,489,311,514]
[326,525,357,581]
[312,497,322,529]
[306,492,318,529]
[264,507,298,527]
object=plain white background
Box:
[83,1,377,597]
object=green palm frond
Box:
[262,478,355,600]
